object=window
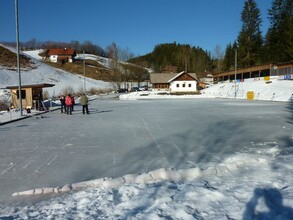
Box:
[16,90,26,99]
[182,84,186,88]
[176,84,179,87]
[188,84,192,87]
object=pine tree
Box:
[223,42,238,71]
[265,0,293,62]
[237,0,263,68]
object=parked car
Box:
[131,87,140,92]
[117,88,128,93]
[139,86,148,91]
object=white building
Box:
[150,71,198,92]
[47,48,76,63]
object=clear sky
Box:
[0,0,272,56]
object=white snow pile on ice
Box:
[1,145,293,219]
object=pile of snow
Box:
[202,77,293,102]
[119,91,206,100]
[11,167,201,197]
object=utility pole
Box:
[234,49,237,98]
[83,50,86,93]
[15,0,23,116]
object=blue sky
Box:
[0,0,272,56]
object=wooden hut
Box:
[6,83,55,110]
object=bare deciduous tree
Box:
[213,45,224,71]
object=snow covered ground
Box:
[0,96,293,219]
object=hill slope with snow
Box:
[0,48,114,97]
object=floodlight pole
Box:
[234,49,237,99]
[83,50,86,93]
[15,0,23,116]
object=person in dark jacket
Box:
[79,94,89,114]
[59,95,66,113]
[71,95,75,111]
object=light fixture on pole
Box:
[83,50,86,93]
[15,0,23,116]
[234,49,237,98]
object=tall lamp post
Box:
[83,50,86,93]
[234,49,237,98]
[15,0,23,116]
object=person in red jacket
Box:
[65,94,73,115]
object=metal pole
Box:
[83,50,86,93]
[15,0,23,116]
[234,49,237,98]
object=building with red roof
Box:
[47,48,76,63]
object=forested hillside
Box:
[128,42,214,78]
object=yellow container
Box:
[247,91,254,100]
[264,76,270,81]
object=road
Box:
[0,97,292,204]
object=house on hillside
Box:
[199,73,214,88]
[47,48,76,63]
[150,71,198,92]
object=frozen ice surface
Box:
[0,97,293,219]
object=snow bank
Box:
[11,154,269,197]
[10,167,198,197]
[202,78,293,102]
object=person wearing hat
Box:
[79,93,89,114]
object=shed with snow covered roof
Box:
[6,83,55,110]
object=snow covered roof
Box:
[150,72,198,84]
[167,71,198,83]
[6,83,55,89]
[150,73,178,84]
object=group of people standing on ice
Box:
[59,93,89,115]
